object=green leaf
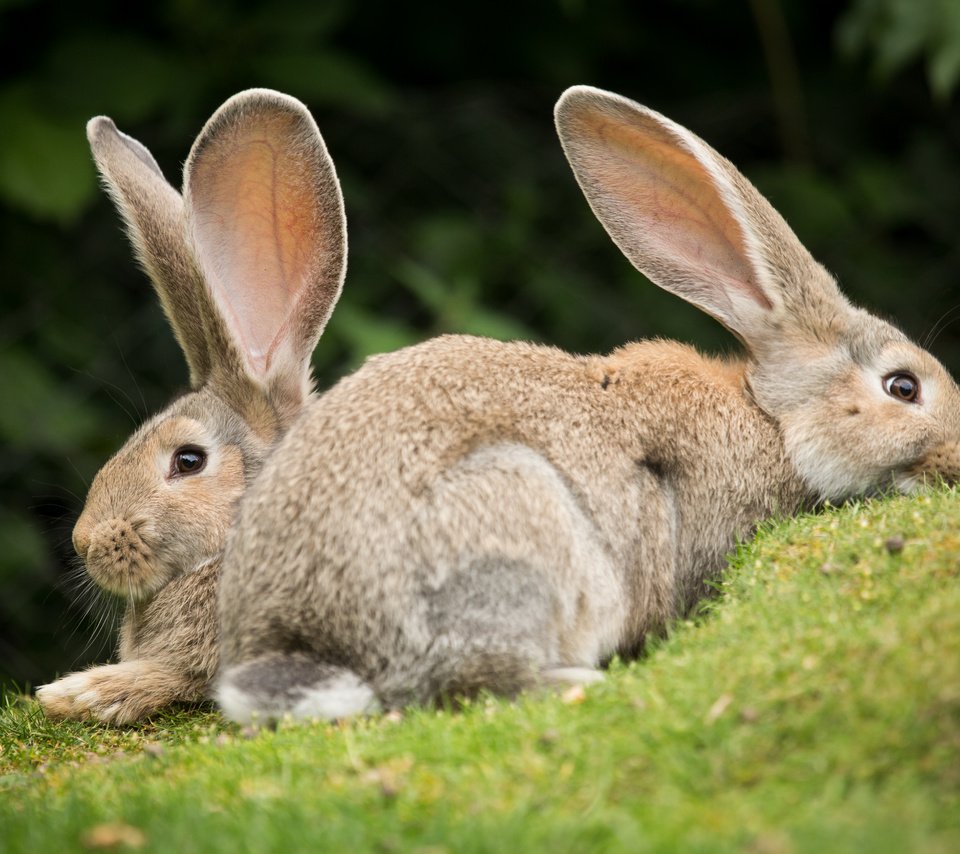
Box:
[395,260,533,341]
[750,166,855,247]
[455,305,535,342]
[928,4,960,99]
[837,0,960,97]
[0,88,96,223]
[252,50,393,114]
[0,348,102,453]
[395,259,450,314]
[330,303,420,364]
[244,0,346,42]
[43,34,184,123]
[847,160,919,225]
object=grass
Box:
[2,488,959,852]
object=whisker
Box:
[922,303,960,351]
[53,558,122,666]
[69,367,143,430]
[59,567,89,599]
[64,583,102,638]
[103,386,141,430]
[115,337,150,420]
[65,457,91,493]
[71,595,120,666]
[29,482,85,505]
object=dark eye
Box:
[883,372,920,403]
[171,446,207,477]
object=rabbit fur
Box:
[216,85,960,724]
[36,88,347,723]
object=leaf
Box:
[455,305,534,342]
[846,159,919,225]
[395,259,450,314]
[0,348,102,453]
[837,0,960,97]
[750,166,855,246]
[243,1,346,42]
[43,34,184,124]
[396,261,534,341]
[252,50,393,114]
[928,10,960,99]
[330,303,420,363]
[0,88,96,222]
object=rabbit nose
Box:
[83,517,156,597]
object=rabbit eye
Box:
[883,372,920,404]
[171,446,207,477]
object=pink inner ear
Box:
[585,113,772,312]
[190,129,316,377]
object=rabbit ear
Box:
[183,89,347,422]
[554,85,840,345]
[87,117,216,387]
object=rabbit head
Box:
[73,89,346,601]
[555,85,960,500]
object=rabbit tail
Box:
[217,653,380,725]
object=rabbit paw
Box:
[36,661,183,724]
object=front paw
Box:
[36,661,180,724]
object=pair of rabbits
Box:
[38,86,960,725]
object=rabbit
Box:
[35,88,347,724]
[215,84,960,725]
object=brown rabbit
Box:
[36,89,347,723]
[215,86,960,724]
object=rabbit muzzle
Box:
[80,517,161,600]
[901,439,960,490]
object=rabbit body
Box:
[37,90,347,723]
[217,86,960,723]
[219,335,810,716]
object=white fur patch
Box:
[36,661,148,705]
[541,667,605,686]
[215,682,263,726]
[36,670,95,705]
[216,671,380,726]
[291,673,380,721]
[36,661,151,723]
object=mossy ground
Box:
[2,489,958,852]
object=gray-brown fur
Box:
[45,559,223,724]
[216,86,960,724]
[219,336,809,716]
[36,89,346,723]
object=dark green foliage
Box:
[2,0,959,686]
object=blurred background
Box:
[2,0,959,690]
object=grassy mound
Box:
[2,489,958,852]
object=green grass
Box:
[2,489,959,852]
